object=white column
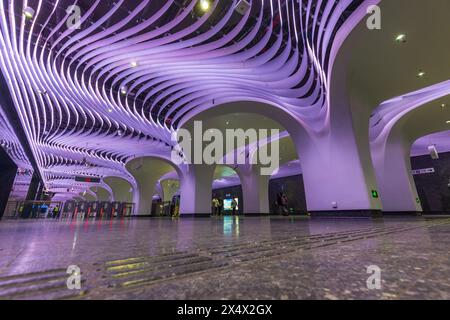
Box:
[236,165,271,214]
[179,164,215,215]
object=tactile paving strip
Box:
[0,219,449,299]
[97,219,450,292]
[0,268,88,300]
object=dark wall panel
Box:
[212,185,243,214]
[411,152,450,212]
[269,175,307,214]
[0,147,17,219]
[213,174,307,215]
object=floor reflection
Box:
[0,216,448,299]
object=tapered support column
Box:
[236,166,270,214]
[305,40,383,214]
[371,135,422,212]
[126,158,180,216]
[297,132,382,213]
[135,177,159,216]
[179,164,215,215]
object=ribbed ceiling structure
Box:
[0,0,364,196]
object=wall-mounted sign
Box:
[75,176,101,183]
[371,190,379,199]
[412,168,435,175]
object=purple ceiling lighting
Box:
[411,131,450,157]
[370,81,450,212]
[370,80,450,143]
[0,0,371,199]
[0,102,32,170]
[0,101,34,201]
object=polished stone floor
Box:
[0,216,449,300]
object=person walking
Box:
[231,198,238,216]
[281,194,289,216]
[52,205,60,219]
[218,197,223,216]
[276,192,283,215]
[18,204,24,218]
[212,197,219,216]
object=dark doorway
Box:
[0,147,18,219]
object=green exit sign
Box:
[371,190,379,199]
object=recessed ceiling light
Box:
[120,86,127,95]
[235,0,250,15]
[417,70,425,78]
[23,7,35,20]
[130,61,138,68]
[395,34,407,43]
[447,120,450,124]
[108,109,113,113]
[199,0,211,11]
[441,103,447,108]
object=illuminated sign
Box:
[75,176,101,183]
[412,168,435,175]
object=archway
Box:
[126,157,181,216]
[90,186,112,202]
[371,96,450,212]
[212,165,242,215]
[178,99,377,214]
[180,108,292,215]
[334,0,450,212]
[267,136,306,215]
[104,177,133,203]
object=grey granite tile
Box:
[0,216,449,300]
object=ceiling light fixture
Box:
[441,103,447,108]
[235,0,250,15]
[130,61,138,68]
[120,86,128,95]
[199,0,211,12]
[395,34,407,43]
[23,7,35,20]
[417,70,425,78]
[446,120,450,124]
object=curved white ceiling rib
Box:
[0,0,366,195]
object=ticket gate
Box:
[62,201,135,220]
[111,202,123,218]
[86,202,101,218]
[63,201,76,218]
[75,202,88,219]
[121,203,134,217]
[99,201,112,218]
